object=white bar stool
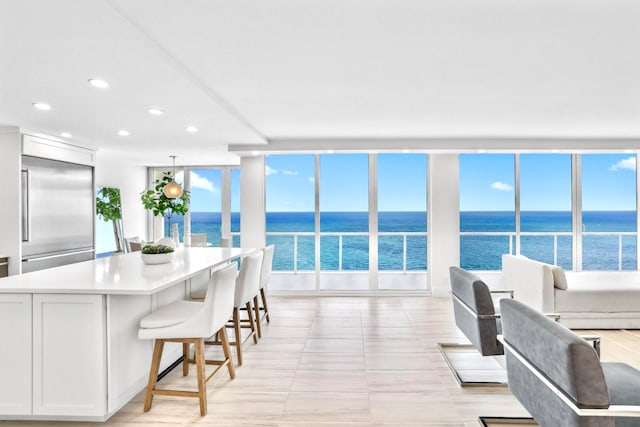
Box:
[256,245,275,337]
[216,251,263,366]
[138,262,238,416]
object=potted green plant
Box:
[140,244,175,264]
[96,186,124,252]
[140,172,190,237]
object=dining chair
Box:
[155,237,177,248]
[125,236,142,252]
[137,263,237,416]
[190,233,208,247]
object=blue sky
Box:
[265,153,428,212]
[175,169,241,212]
[460,153,636,211]
[182,153,636,213]
[582,154,636,211]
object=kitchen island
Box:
[0,246,253,421]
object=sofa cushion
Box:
[556,272,640,313]
[550,265,568,290]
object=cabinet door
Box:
[0,294,31,415]
[33,294,106,417]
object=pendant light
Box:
[163,155,183,198]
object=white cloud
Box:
[491,181,513,192]
[189,171,219,193]
[265,165,278,176]
[283,170,298,175]
[308,176,315,183]
[610,157,636,172]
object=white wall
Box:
[0,128,22,275]
[95,151,147,242]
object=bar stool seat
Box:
[139,300,204,330]
[138,262,238,416]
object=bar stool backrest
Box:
[234,251,263,308]
[204,262,238,333]
[260,245,275,290]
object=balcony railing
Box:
[241,230,637,272]
[460,231,637,271]
[265,231,428,273]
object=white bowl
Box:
[141,252,175,265]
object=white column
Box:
[240,156,266,249]
[428,154,460,297]
[0,128,22,275]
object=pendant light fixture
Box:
[163,155,183,198]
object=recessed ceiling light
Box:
[403,149,410,153]
[148,108,164,116]
[186,126,198,133]
[327,150,334,154]
[88,78,109,89]
[60,132,72,138]
[32,102,51,111]
[118,130,130,136]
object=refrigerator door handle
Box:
[21,169,30,242]
[22,248,95,263]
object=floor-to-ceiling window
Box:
[147,166,238,245]
[319,153,369,289]
[231,169,241,247]
[265,154,316,273]
[458,152,638,271]
[377,153,428,289]
[152,169,186,239]
[264,152,428,291]
[520,154,573,269]
[459,154,515,270]
[188,169,222,246]
[581,154,637,270]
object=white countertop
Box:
[0,247,254,295]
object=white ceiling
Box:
[1,0,640,165]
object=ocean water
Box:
[167,211,637,271]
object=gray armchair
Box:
[438,266,512,386]
[500,298,640,427]
[449,266,506,356]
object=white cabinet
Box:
[0,294,32,415]
[0,248,248,421]
[106,283,187,415]
[32,294,106,417]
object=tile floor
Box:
[6,295,640,426]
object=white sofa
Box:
[502,254,640,329]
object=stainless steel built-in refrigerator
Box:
[21,155,95,273]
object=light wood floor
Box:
[4,295,640,427]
